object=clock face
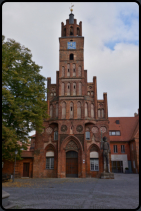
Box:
[67,42,76,49]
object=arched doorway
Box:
[66,151,78,177]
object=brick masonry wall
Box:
[110,142,131,160]
[2,158,33,178]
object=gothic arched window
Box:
[46,151,54,169]
[85,102,88,117]
[56,103,58,118]
[91,104,94,118]
[62,102,66,119]
[50,104,53,118]
[73,64,76,76]
[73,82,76,95]
[62,66,65,77]
[79,82,82,95]
[67,63,70,76]
[90,151,99,171]
[70,26,73,35]
[78,66,81,76]
[77,27,80,36]
[64,28,66,36]
[70,102,73,118]
[62,83,64,95]
[98,109,104,118]
[77,102,81,118]
[67,83,70,95]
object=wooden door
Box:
[23,163,29,177]
[66,151,78,177]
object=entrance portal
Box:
[66,151,78,177]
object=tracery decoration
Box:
[61,125,67,132]
[46,127,53,134]
[76,125,83,132]
[92,126,98,133]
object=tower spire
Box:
[69,3,74,13]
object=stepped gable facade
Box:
[33,12,109,178]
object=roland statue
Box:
[101,136,111,173]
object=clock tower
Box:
[37,12,110,179]
[59,13,85,100]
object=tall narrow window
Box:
[78,66,81,76]
[121,145,125,153]
[77,102,81,118]
[114,145,117,153]
[70,26,73,35]
[67,64,70,76]
[90,151,99,171]
[64,28,66,36]
[62,102,66,119]
[46,151,54,169]
[77,27,80,36]
[62,66,65,77]
[98,109,104,118]
[73,83,76,95]
[50,105,53,118]
[85,102,88,117]
[73,64,76,76]
[70,102,73,118]
[101,109,104,118]
[67,83,70,95]
[70,54,74,60]
[62,83,64,95]
[56,103,58,118]
[54,128,58,140]
[86,131,90,140]
[98,109,101,118]
[79,82,82,95]
[91,104,94,118]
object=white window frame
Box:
[121,145,125,153]
[46,157,54,169]
[90,158,99,171]
[114,145,117,153]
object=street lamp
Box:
[13,149,18,182]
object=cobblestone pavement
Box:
[2,174,139,209]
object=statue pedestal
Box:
[100,172,114,179]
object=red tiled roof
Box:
[21,151,34,157]
[108,115,139,142]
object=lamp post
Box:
[13,149,18,182]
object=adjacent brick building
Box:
[109,110,139,173]
[2,13,139,178]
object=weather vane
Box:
[69,3,74,13]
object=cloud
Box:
[2,2,139,118]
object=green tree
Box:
[2,35,48,161]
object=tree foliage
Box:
[2,35,48,161]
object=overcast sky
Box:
[2,2,139,121]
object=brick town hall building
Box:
[2,13,139,178]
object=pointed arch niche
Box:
[70,102,74,119]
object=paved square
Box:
[2,174,139,209]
